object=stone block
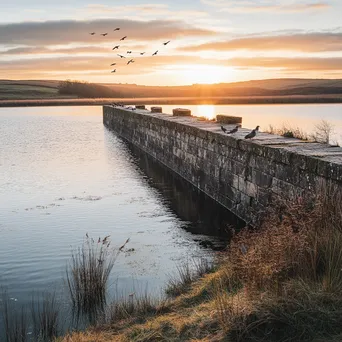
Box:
[216,115,242,124]
[136,105,146,109]
[151,106,163,113]
[173,108,192,116]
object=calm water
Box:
[0,104,341,335]
[0,106,237,327]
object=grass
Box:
[59,180,342,342]
[66,236,129,315]
[266,119,339,145]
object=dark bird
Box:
[120,36,127,41]
[111,69,116,73]
[118,54,126,58]
[112,45,120,50]
[114,28,120,31]
[163,40,170,45]
[140,52,145,55]
[110,63,116,66]
[221,126,227,133]
[245,126,260,139]
[127,51,132,54]
[227,125,240,134]
[152,50,158,56]
[101,33,108,36]
[127,59,134,65]
[89,32,95,35]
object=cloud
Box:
[0,44,147,56]
[201,0,330,13]
[181,31,342,53]
[1,52,342,81]
[0,55,219,78]
[227,57,342,70]
[0,18,216,46]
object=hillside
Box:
[1,78,342,101]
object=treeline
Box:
[58,80,123,98]
[57,80,342,99]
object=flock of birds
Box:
[89,28,171,74]
[221,124,260,139]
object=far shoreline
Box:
[1,94,342,108]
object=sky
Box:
[1,0,342,85]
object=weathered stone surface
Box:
[103,106,342,224]
[173,108,192,116]
[151,106,163,113]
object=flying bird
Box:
[110,63,116,66]
[114,28,120,31]
[127,51,132,54]
[111,69,116,73]
[89,32,95,35]
[112,45,120,50]
[163,40,170,45]
[118,54,126,58]
[227,125,240,134]
[152,50,158,56]
[140,52,145,55]
[101,33,108,36]
[120,36,127,41]
[127,59,134,65]
[245,126,260,139]
[221,126,227,133]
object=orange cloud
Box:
[181,32,342,53]
[227,57,342,70]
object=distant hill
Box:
[1,78,342,100]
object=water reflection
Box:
[121,140,245,245]
[195,105,215,120]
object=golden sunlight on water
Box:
[196,105,216,120]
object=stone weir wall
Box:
[103,106,342,224]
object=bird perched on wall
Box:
[221,126,227,133]
[245,126,260,139]
[227,125,240,134]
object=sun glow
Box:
[177,64,230,84]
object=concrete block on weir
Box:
[216,115,242,124]
[173,108,192,117]
[151,106,163,113]
[136,105,146,109]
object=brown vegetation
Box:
[59,180,342,342]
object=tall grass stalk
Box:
[66,236,128,314]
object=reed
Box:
[66,236,129,313]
